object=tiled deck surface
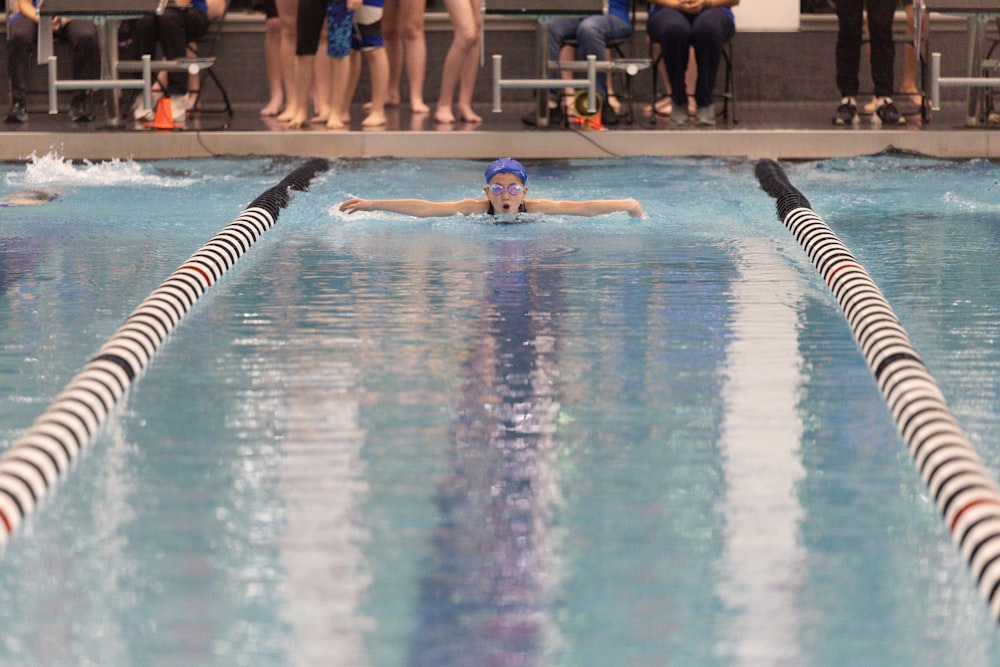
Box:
[1,98,997,161]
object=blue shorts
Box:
[326,0,384,58]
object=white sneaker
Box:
[132,95,154,122]
[670,103,688,127]
[169,95,187,125]
[696,104,716,126]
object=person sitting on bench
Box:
[5,0,100,124]
[121,0,211,125]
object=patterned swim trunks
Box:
[327,0,384,58]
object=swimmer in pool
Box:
[338,158,645,218]
[0,189,58,207]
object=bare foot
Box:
[287,111,310,129]
[312,106,331,124]
[410,100,430,114]
[434,106,456,124]
[326,116,347,130]
[363,98,399,113]
[260,98,283,116]
[276,106,297,123]
[362,110,387,127]
[457,105,482,123]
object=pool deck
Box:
[1,99,998,162]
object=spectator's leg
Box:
[275,0,299,121]
[547,16,582,107]
[835,0,864,98]
[7,15,36,105]
[62,19,100,82]
[866,0,896,98]
[60,19,101,120]
[261,14,285,115]
[575,14,630,103]
[690,8,734,109]
[648,8,693,109]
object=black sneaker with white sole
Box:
[874,98,905,125]
[70,93,95,122]
[5,99,27,124]
[832,98,859,126]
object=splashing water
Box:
[3,151,197,189]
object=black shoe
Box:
[522,104,563,127]
[874,98,905,126]
[70,93,95,122]
[832,97,859,126]
[601,104,619,127]
[5,99,27,124]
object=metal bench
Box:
[917,0,1000,125]
[38,0,165,124]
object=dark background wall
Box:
[0,9,981,110]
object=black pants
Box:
[835,0,895,98]
[124,7,209,96]
[7,16,100,101]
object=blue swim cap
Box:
[485,158,527,185]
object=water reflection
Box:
[263,246,372,666]
[409,242,564,667]
[717,239,807,665]
[0,238,43,297]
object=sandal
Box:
[653,97,672,117]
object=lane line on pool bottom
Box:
[0,158,329,548]
[755,158,1000,624]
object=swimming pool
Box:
[1,153,999,666]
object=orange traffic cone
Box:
[145,97,175,131]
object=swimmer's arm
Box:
[339,197,489,217]
[528,198,645,218]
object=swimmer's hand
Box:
[339,197,372,214]
[624,198,644,218]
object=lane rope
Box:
[0,158,330,548]
[755,158,1000,623]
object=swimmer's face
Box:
[485,174,527,214]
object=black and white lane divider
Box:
[0,158,329,547]
[756,158,1000,623]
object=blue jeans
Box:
[547,14,632,104]
[647,8,735,109]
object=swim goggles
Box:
[488,183,524,196]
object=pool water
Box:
[0,153,999,666]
